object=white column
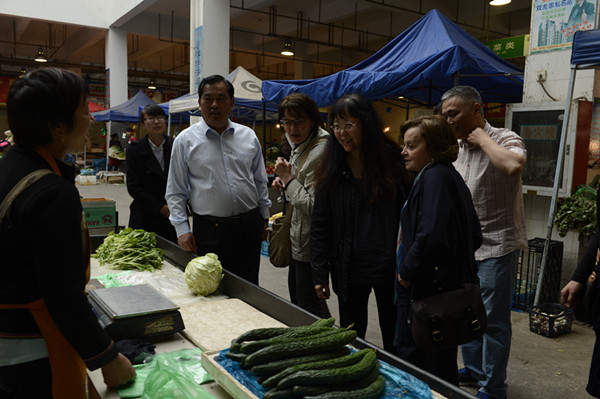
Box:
[105,28,128,108]
[190,0,230,94]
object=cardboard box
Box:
[81,198,116,235]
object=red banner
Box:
[0,76,18,104]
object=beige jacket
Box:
[284,128,329,262]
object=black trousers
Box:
[0,357,52,399]
[338,278,397,353]
[193,209,264,285]
[288,259,331,319]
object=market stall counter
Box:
[87,235,476,399]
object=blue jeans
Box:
[461,250,518,398]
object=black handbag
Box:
[408,282,487,352]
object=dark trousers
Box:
[0,357,53,399]
[288,259,331,319]
[587,291,600,397]
[395,286,458,385]
[338,279,397,353]
[193,209,263,285]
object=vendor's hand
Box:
[101,353,136,388]
[160,205,170,218]
[398,274,411,288]
[315,284,330,300]
[272,176,285,193]
[274,157,293,184]
[561,280,584,308]
[178,232,197,253]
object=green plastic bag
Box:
[116,348,214,399]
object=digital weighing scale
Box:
[88,284,185,341]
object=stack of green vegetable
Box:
[225,318,386,399]
[92,228,164,272]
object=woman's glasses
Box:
[331,122,356,132]
[280,118,306,127]
[144,116,166,122]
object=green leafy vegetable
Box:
[92,228,164,271]
[184,253,223,296]
[554,193,597,239]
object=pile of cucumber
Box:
[225,318,386,399]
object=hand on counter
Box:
[101,353,136,387]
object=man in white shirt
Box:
[441,85,527,399]
[166,75,271,284]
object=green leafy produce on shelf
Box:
[554,186,597,239]
[92,228,164,271]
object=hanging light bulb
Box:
[281,39,294,56]
[147,80,157,90]
[489,0,511,5]
[34,47,47,63]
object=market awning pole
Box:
[534,65,577,306]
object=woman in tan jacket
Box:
[272,93,330,318]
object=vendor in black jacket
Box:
[562,186,600,397]
[126,104,177,243]
[0,67,135,398]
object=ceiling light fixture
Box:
[34,47,47,63]
[281,39,294,56]
[489,0,511,5]
[147,80,157,90]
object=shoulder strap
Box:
[0,169,54,222]
[297,135,327,172]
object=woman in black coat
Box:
[396,115,482,384]
[126,104,177,243]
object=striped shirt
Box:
[454,122,528,260]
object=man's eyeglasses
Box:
[331,122,356,132]
[280,118,306,127]
[144,116,166,122]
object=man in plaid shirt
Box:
[441,86,527,399]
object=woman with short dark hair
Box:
[126,103,177,243]
[310,93,412,352]
[396,115,482,384]
[0,67,135,398]
[272,93,330,318]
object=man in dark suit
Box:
[126,104,177,243]
[568,0,595,27]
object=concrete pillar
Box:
[190,0,229,93]
[105,28,128,108]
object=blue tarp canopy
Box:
[571,29,600,66]
[262,9,524,107]
[93,91,156,122]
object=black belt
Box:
[194,208,258,224]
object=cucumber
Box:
[250,347,351,376]
[276,349,377,389]
[230,318,335,348]
[262,388,297,399]
[303,374,386,399]
[261,349,369,388]
[244,329,357,366]
[292,361,380,396]
[239,326,336,354]
[224,351,248,363]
